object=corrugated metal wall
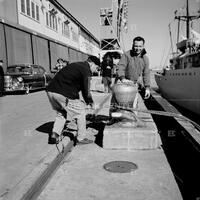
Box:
[0,22,91,72]
[0,24,7,72]
[49,41,69,70]
[5,26,33,66]
[69,48,78,63]
[32,36,50,72]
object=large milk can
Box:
[112,82,138,107]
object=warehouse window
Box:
[62,21,70,38]
[31,2,35,19]
[21,0,25,13]
[20,0,40,22]
[26,0,31,16]
[46,11,58,31]
[36,5,39,21]
[52,15,57,30]
[46,12,49,26]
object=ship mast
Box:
[175,0,200,41]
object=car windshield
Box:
[7,66,32,74]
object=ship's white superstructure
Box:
[155,0,200,115]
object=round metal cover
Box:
[103,161,138,173]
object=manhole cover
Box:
[103,161,138,173]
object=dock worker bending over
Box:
[117,36,151,99]
[46,56,100,145]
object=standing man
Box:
[0,60,4,97]
[101,52,113,93]
[46,56,100,145]
[117,36,151,99]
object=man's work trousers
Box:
[47,91,87,141]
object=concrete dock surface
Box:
[0,78,183,200]
[0,88,113,199]
[38,144,182,200]
[0,91,56,199]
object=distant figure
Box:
[101,53,113,93]
[165,65,170,70]
[62,59,69,67]
[117,36,151,99]
[112,51,121,79]
[0,60,4,97]
[54,58,64,72]
[46,56,100,145]
[112,51,121,65]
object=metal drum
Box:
[112,82,138,106]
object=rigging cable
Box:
[115,105,200,132]
[168,22,174,55]
[159,25,172,68]
[162,47,171,68]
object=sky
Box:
[58,0,200,69]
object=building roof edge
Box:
[49,0,99,44]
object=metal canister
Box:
[112,82,138,106]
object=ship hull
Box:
[155,68,200,115]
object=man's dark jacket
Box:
[47,61,93,104]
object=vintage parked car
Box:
[4,64,53,94]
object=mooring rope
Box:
[115,105,200,132]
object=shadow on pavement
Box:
[35,115,111,147]
[36,121,54,134]
[86,114,112,147]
